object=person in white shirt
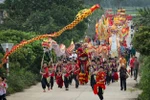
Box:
[2,77,7,100]
[0,76,5,100]
[69,51,77,61]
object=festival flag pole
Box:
[40,49,46,72]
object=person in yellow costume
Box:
[119,55,127,68]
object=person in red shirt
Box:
[77,48,89,85]
[40,62,50,92]
[63,60,70,91]
[49,64,55,90]
[67,60,73,85]
[99,56,104,66]
[72,60,80,88]
[123,40,127,48]
[93,66,106,100]
[129,55,135,77]
[56,62,63,88]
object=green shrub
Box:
[132,26,150,55]
[138,56,150,100]
[0,30,44,95]
[6,68,39,94]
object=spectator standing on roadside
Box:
[129,55,135,78]
[2,77,7,100]
[119,65,128,91]
[0,76,5,100]
[133,57,139,81]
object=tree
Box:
[138,56,150,100]
[0,30,42,94]
[0,30,43,73]
[0,0,87,46]
[132,26,150,55]
[133,8,150,55]
[85,7,104,37]
[135,8,150,27]
[133,7,150,100]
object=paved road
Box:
[7,76,141,100]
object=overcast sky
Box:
[0,0,4,3]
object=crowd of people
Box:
[0,40,139,100]
[40,59,80,92]
[39,41,139,100]
[0,43,139,100]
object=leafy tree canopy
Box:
[132,27,150,55]
[133,8,150,55]
[0,30,43,73]
[0,0,87,46]
[134,8,150,27]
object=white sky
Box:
[0,0,4,3]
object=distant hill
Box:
[82,0,150,8]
